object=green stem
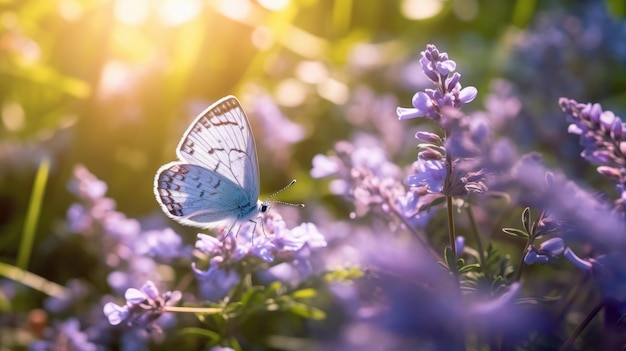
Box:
[164,306,222,314]
[446,195,457,255]
[559,301,605,351]
[444,152,456,255]
[514,237,530,282]
[17,157,50,270]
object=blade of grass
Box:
[0,261,66,298]
[17,156,50,270]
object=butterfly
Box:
[154,95,296,231]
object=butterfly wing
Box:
[154,96,260,228]
[154,163,257,228]
[176,96,260,202]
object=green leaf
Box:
[292,288,317,300]
[17,157,50,270]
[516,295,561,304]
[444,246,457,273]
[521,207,532,234]
[287,302,326,320]
[324,266,363,282]
[502,227,529,239]
[240,286,265,309]
[458,263,481,274]
[266,281,283,295]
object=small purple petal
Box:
[586,103,602,123]
[124,288,146,305]
[140,281,159,301]
[458,86,478,104]
[436,60,456,75]
[446,72,460,91]
[103,302,129,325]
[412,91,433,112]
[538,238,564,255]
[195,233,221,254]
[567,124,583,135]
[455,236,465,257]
[415,131,442,144]
[564,247,593,272]
[397,107,423,120]
[524,251,546,265]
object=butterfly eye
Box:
[260,203,270,213]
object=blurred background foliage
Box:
[1,0,626,341]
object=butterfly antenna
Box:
[266,179,305,207]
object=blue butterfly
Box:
[154,96,277,230]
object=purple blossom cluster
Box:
[30,165,191,349]
[193,214,326,300]
[560,98,626,213]
[397,44,477,121]
[103,281,181,332]
[66,165,189,294]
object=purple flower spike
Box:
[103,280,180,330]
[398,44,477,122]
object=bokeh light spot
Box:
[251,26,275,50]
[317,78,349,105]
[275,79,307,107]
[2,102,25,132]
[157,0,202,26]
[215,0,252,21]
[58,0,84,21]
[258,0,290,11]
[114,0,150,26]
[400,0,444,20]
[295,61,328,84]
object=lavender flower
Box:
[560,98,626,213]
[524,237,565,265]
[194,214,325,265]
[103,280,181,332]
[193,213,327,300]
[405,152,446,192]
[564,249,626,304]
[193,256,241,301]
[397,44,477,121]
[395,188,436,229]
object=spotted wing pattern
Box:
[154,96,260,228]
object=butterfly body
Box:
[154,96,269,229]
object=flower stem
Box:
[444,152,456,255]
[559,301,605,351]
[514,237,530,282]
[446,195,457,255]
[164,306,223,314]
